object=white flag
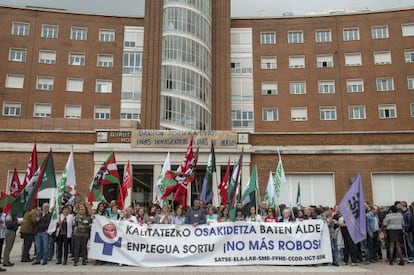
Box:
[154,152,171,207]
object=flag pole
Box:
[255,165,259,213]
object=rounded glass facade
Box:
[160,0,212,130]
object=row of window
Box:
[257,50,414,70]
[260,104,414,122]
[259,24,414,44]
[2,102,112,119]
[11,21,115,42]
[260,77,414,95]
[8,48,115,67]
[4,74,113,93]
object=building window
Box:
[408,76,414,90]
[65,105,81,119]
[411,103,414,117]
[316,54,334,68]
[372,25,389,39]
[123,52,143,74]
[376,77,394,92]
[320,106,337,120]
[349,105,366,120]
[402,23,414,37]
[120,112,140,120]
[68,52,85,66]
[315,29,332,42]
[66,78,84,92]
[262,108,278,121]
[291,107,307,121]
[344,53,362,66]
[97,54,114,67]
[39,50,56,64]
[288,31,304,44]
[70,27,87,40]
[9,48,27,62]
[289,55,305,68]
[260,32,276,44]
[95,106,111,120]
[374,51,392,65]
[261,56,277,69]
[5,74,24,89]
[124,27,144,48]
[33,103,51,118]
[96,79,113,93]
[347,79,364,93]
[318,80,335,94]
[36,76,54,91]
[41,24,58,38]
[2,102,21,116]
[99,29,115,42]
[378,104,397,119]
[12,22,29,36]
[261,81,278,95]
[343,28,360,41]
[404,49,414,63]
[231,57,253,74]
[231,110,253,127]
[289,81,306,94]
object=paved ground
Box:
[3,238,414,274]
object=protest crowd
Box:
[0,197,413,271]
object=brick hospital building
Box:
[0,0,413,207]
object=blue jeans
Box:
[35,232,51,263]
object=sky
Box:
[0,0,413,17]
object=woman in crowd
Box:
[108,204,120,221]
[383,205,405,265]
[234,208,244,222]
[264,207,278,222]
[245,206,262,222]
[123,207,138,223]
[73,204,92,266]
[206,206,219,224]
[136,207,147,225]
[145,205,158,224]
[218,207,231,222]
[95,202,107,217]
[56,205,75,265]
[157,205,172,224]
[172,207,186,225]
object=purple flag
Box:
[339,173,366,244]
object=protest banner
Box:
[89,215,332,267]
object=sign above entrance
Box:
[131,130,238,148]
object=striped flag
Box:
[273,150,286,205]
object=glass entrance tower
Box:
[160,0,212,130]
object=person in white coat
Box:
[55,206,75,265]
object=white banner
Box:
[89,216,332,267]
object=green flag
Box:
[273,151,286,205]
[296,182,302,209]
[228,150,243,221]
[200,142,216,204]
[241,167,257,215]
[264,171,276,208]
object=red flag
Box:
[0,191,15,214]
[9,168,21,198]
[173,147,198,210]
[22,143,38,190]
[218,157,231,206]
[118,161,133,210]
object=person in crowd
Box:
[218,207,231,222]
[383,205,405,265]
[20,207,38,262]
[172,207,186,225]
[157,204,172,224]
[122,207,138,223]
[0,208,5,264]
[32,202,51,265]
[234,208,244,222]
[136,207,147,225]
[206,205,219,224]
[401,201,414,262]
[73,204,92,266]
[186,198,206,226]
[279,208,295,222]
[302,206,315,220]
[108,204,120,221]
[264,207,278,222]
[366,205,380,263]
[258,201,268,217]
[55,205,75,265]
[95,202,107,217]
[145,205,158,224]
[2,212,21,267]
[245,206,262,222]
[338,214,359,266]
[321,206,340,266]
